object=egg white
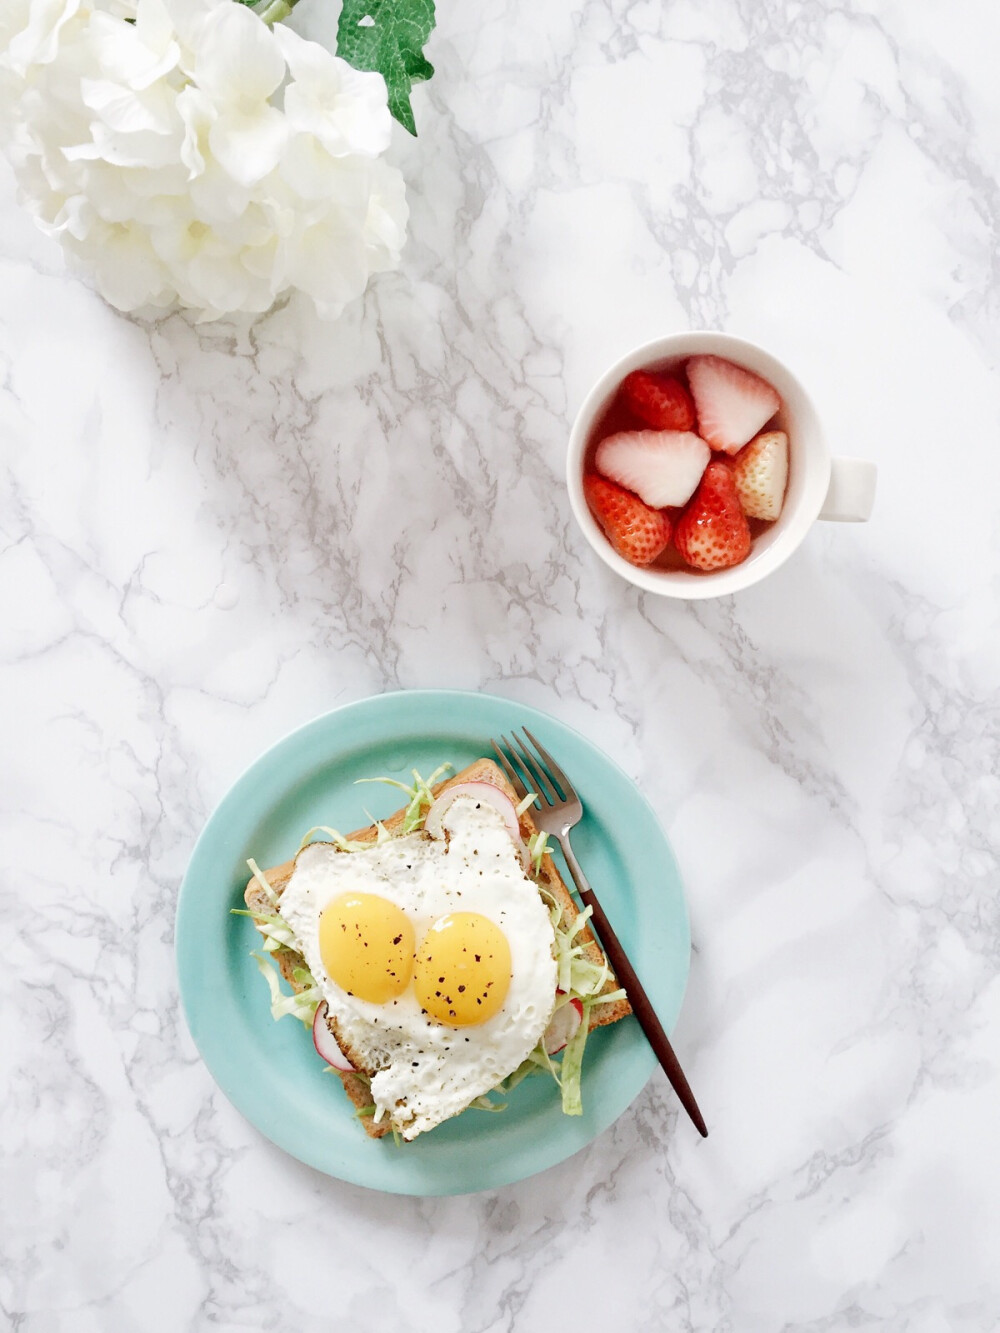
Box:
[277,796,559,1139]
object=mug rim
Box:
[566,330,831,600]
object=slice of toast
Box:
[244,757,631,1138]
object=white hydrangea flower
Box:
[0,0,407,320]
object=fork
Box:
[493,728,708,1138]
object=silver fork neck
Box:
[552,829,590,898]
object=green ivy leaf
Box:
[336,0,436,136]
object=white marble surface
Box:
[4,0,1000,1328]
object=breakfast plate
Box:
[176,690,691,1196]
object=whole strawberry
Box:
[620,370,696,432]
[674,460,751,571]
[584,474,671,568]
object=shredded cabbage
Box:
[537,890,613,1007]
[247,857,278,906]
[514,791,538,818]
[251,952,321,1026]
[501,1054,543,1092]
[355,763,452,834]
[558,997,595,1115]
[231,907,295,954]
[295,765,452,853]
[296,825,372,854]
[527,830,549,879]
[468,1093,508,1112]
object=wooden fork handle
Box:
[557,835,708,1138]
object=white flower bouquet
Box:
[0,0,435,320]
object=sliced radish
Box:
[312,1001,354,1071]
[543,995,584,1055]
[424,782,530,872]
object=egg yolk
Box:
[319,893,415,1005]
[413,912,512,1027]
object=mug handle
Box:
[819,456,877,522]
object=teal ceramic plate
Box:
[176,690,690,1196]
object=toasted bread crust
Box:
[243,757,631,1138]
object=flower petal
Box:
[66,218,172,310]
[176,83,213,178]
[195,3,284,105]
[208,104,286,188]
[5,0,81,76]
[285,205,368,317]
[275,25,391,158]
[364,157,408,272]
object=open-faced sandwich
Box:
[236,758,631,1142]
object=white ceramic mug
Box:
[566,331,877,600]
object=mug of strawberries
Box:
[566,332,876,600]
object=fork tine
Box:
[491,738,529,801]
[510,732,559,806]
[521,728,572,800]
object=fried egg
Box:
[277,794,559,1139]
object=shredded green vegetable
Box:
[296,825,372,854]
[250,952,321,1026]
[558,997,595,1115]
[247,857,278,906]
[230,907,295,954]
[356,764,452,834]
[527,829,549,880]
[468,1093,508,1112]
[503,1053,544,1092]
[514,790,538,818]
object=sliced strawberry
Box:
[674,460,751,571]
[595,429,709,509]
[584,474,671,568]
[687,355,781,454]
[620,369,696,431]
[733,430,788,521]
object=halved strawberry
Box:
[595,429,709,508]
[620,369,696,432]
[733,430,788,521]
[584,474,671,568]
[674,460,751,571]
[687,355,780,454]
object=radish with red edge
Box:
[544,995,584,1055]
[424,782,531,872]
[312,1000,354,1071]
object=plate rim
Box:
[176,688,690,1195]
